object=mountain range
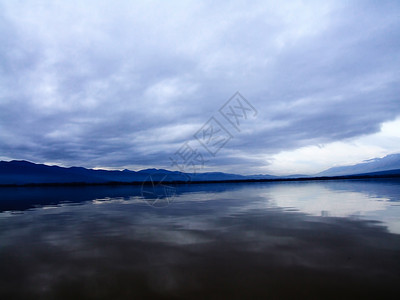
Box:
[0,160,276,185]
[316,154,400,177]
[0,153,400,186]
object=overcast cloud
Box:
[0,0,399,174]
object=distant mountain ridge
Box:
[316,154,400,177]
[0,160,276,185]
[1,154,400,186]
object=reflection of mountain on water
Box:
[1,186,400,299]
[0,182,250,212]
[1,179,400,213]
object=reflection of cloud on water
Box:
[261,182,400,234]
[267,184,388,216]
[1,191,400,299]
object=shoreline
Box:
[1,173,400,188]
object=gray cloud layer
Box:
[0,0,399,173]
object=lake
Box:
[1,179,400,299]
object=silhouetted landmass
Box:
[316,153,400,176]
[0,160,400,187]
[0,160,276,186]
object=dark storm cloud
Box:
[0,0,399,172]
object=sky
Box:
[0,0,399,175]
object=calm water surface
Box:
[1,179,400,299]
